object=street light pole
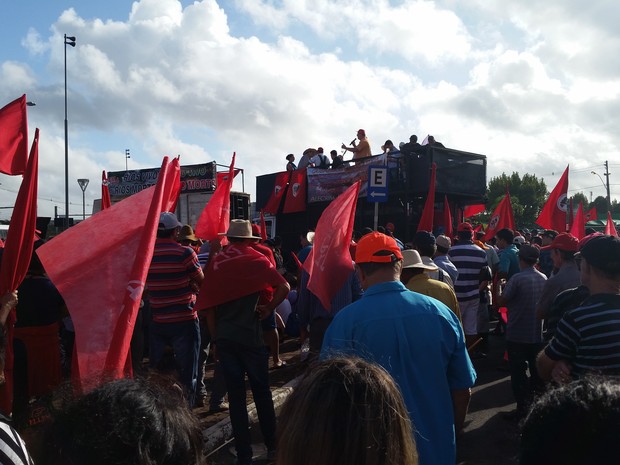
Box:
[64,34,76,229]
[77,178,89,220]
[125,148,131,171]
[592,164,611,211]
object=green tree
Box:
[571,192,589,210]
[487,172,548,227]
[592,195,609,214]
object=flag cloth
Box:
[484,192,515,242]
[161,157,181,213]
[216,168,240,186]
[568,198,574,229]
[101,170,112,210]
[290,251,303,271]
[195,243,279,310]
[0,94,28,175]
[263,171,290,214]
[536,166,569,231]
[585,207,598,221]
[464,204,486,218]
[417,163,436,232]
[605,211,618,237]
[260,210,267,241]
[303,181,360,310]
[37,157,179,390]
[443,195,453,236]
[568,202,585,240]
[282,168,307,214]
[195,153,235,240]
[0,128,39,413]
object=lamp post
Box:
[77,178,89,220]
[64,34,76,229]
[125,148,131,171]
[591,166,611,211]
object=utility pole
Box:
[604,160,611,211]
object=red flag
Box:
[0,95,28,175]
[101,170,112,210]
[0,128,39,413]
[217,169,240,186]
[161,157,181,212]
[605,211,618,237]
[263,171,290,215]
[585,207,598,221]
[568,202,585,240]
[463,204,486,218]
[260,210,268,241]
[417,163,436,232]
[443,195,453,236]
[568,198,574,229]
[282,168,307,213]
[536,166,569,231]
[37,157,179,389]
[194,153,235,240]
[290,251,303,271]
[303,181,360,310]
[483,192,515,242]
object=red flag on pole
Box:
[568,198,574,230]
[260,210,268,241]
[161,156,181,213]
[0,128,39,413]
[417,163,436,232]
[463,204,486,218]
[536,166,569,231]
[194,153,235,240]
[568,202,586,240]
[282,168,307,213]
[303,181,360,310]
[585,207,598,221]
[605,211,618,237]
[263,171,290,215]
[37,157,179,390]
[443,195,452,236]
[217,169,240,186]
[101,170,112,210]
[483,191,515,242]
[0,94,28,175]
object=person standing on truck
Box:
[341,129,372,161]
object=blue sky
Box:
[1,0,619,221]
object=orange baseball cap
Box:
[355,232,403,263]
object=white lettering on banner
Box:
[212,245,244,271]
[126,280,145,302]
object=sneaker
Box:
[208,401,229,414]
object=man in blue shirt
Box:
[321,232,476,465]
[496,228,520,280]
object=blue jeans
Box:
[149,319,200,407]
[217,340,276,464]
[506,340,545,414]
[198,321,227,406]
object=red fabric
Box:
[0,94,28,175]
[605,211,618,237]
[568,202,585,240]
[195,153,235,240]
[0,130,39,413]
[101,170,112,210]
[483,192,515,242]
[217,169,240,186]
[568,198,574,229]
[443,195,453,236]
[37,157,179,390]
[463,204,486,218]
[282,168,307,213]
[195,243,284,310]
[417,163,436,232]
[260,210,268,241]
[536,166,569,231]
[290,251,303,271]
[303,181,360,310]
[586,207,598,221]
[263,171,290,214]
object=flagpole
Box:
[64,34,76,230]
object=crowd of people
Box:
[2,209,620,465]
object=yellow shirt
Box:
[352,138,372,160]
[405,273,462,322]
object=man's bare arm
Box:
[451,388,471,434]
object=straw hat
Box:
[178,224,198,242]
[221,219,261,239]
[401,249,438,271]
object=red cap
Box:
[357,129,366,137]
[251,224,261,236]
[355,232,403,264]
[457,222,473,232]
[541,232,579,252]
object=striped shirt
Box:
[502,266,547,343]
[147,238,202,323]
[546,294,620,376]
[448,242,488,302]
[0,420,35,465]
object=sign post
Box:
[367,165,388,230]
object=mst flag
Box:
[585,207,598,221]
[282,168,307,213]
[217,168,240,186]
[195,153,235,240]
[0,129,39,413]
[484,191,515,242]
[606,211,618,237]
[37,157,180,389]
[303,181,360,310]
[0,94,28,175]
[101,170,112,210]
[417,163,437,232]
[568,202,585,240]
[464,204,486,218]
[263,171,290,215]
[536,166,569,231]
